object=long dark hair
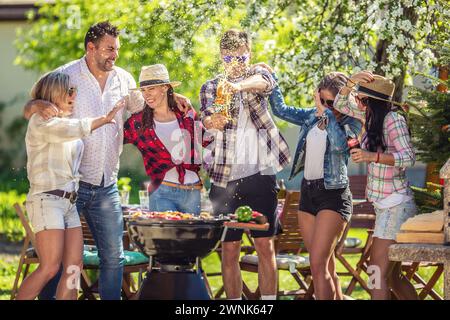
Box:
[141,86,178,132]
[362,97,391,152]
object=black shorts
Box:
[299,178,352,222]
[209,173,282,242]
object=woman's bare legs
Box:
[16,230,64,300]
[298,210,346,300]
[56,227,83,300]
[369,237,418,300]
[328,252,344,300]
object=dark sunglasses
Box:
[68,87,77,97]
[222,54,249,64]
[320,97,335,109]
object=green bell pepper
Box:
[235,205,253,222]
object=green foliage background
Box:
[14,0,249,109]
[14,0,449,108]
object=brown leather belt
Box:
[161,181,202,190]
[44,190,78,204]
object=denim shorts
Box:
[299,178,352,222]
[25,193,81,233]
[149,183,201,214]
[373,199,418,240]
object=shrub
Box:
[0,191,27,242]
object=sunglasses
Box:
[355,96,369,105]
[68,87,77,97]
[320,97,335,109]
[222,54,249,64]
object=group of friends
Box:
[16,21,418,300]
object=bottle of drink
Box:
[344,124,360,150]
[277,179,286,200]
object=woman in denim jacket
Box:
[263,65,362,300]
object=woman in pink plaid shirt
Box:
[334,71,419,300]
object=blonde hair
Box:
[31,71,70,105]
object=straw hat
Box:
[355,75,399,104]
[131,64,181,90]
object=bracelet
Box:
[375,152,380,163]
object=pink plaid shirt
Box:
[334,93,415,202]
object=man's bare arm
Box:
[23,99,59,120]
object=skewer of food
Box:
[124,205,268,230]
[127,210,214,221]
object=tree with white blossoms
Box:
[241,0,449,103]
[15,0,449,106]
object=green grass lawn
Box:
[0,228,444,300]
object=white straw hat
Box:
[130,64,181,90]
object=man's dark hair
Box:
[84,21,120,50]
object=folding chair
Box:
[333,175,376,296]
[10,203,40,300]
[336,217,375,296]
[400,261,444,300]
[239,191,314,300]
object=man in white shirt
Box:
[24,21,190,300]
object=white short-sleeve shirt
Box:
[304,124,327,180]
[55,57,144,186]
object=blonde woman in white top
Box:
[17,71,124,300]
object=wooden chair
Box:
[335,175,377,296]
[10,203,40,300]
[336,217,375,296]
[239,191,314,300]
[399,261,444,300]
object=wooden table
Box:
[388,243,450,299]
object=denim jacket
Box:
[269,76,362,189]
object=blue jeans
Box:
[149,184,201,214]
[76,182,125,300]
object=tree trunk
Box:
[373,5,419,102]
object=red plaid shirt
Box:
[124,109,206,192]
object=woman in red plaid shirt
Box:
[124,64,206,214]
[335,71,419,300]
